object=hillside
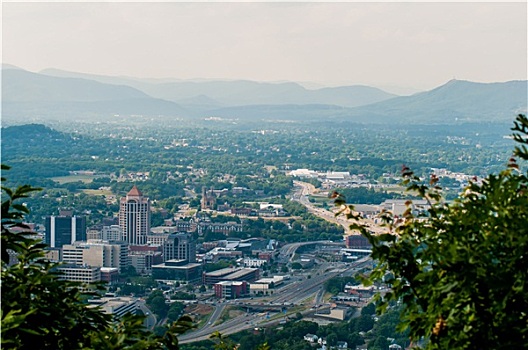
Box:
[341,79,528,123]
[4,66,526,124]
[2,68,186,121]
[39,68,396,108]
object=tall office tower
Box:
[119,186,150,245]
[163,232,196,263]
[45,210,86,248]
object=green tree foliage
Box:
[335,186,405,205]
[167,302,186,323]
[171,291,196,300]
[335,115,528,349]
[366,305,410,349]
[203,260,234,272]
[324,276,359,295]
[147,290,170,319]
[290,262,303,270]
[360,303,376,316]
[1,165,194,349]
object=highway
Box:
[293,180,388,235]
[179,258,371,344]
[137,300,157,329]
[179,180,383,344]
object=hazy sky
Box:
[2,1,527,93]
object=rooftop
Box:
[127,185,143,197]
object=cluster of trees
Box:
[23,189,118,226]
[324,276,359,295]
[335,187,404,205]
[2,114,526,349]
[180,304,407,350]
[1,166,194,349]
[242,215,343,243]
[117,275,157,297]
[334,114,528,349]
[146,290,186,322]
[2,117,515,228]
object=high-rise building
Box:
[62,241,129,272]
[102,225,123,242]
[45,210,86,248]
[163,232,196,263]
[119,186,150,245]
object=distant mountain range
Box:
[340,79,528,123]
[2,68,186,120]
[37,68,397,108]
[2,65,526,124]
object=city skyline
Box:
[2,1,526,95]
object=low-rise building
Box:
[380,199,430,217]
[230,208,254,216]
[304,334,318,343]
[344,283,376,301]
[242,258,268,267]
[88,296,138,318]
[152,259,202,282]
[314,306,352,321]
[87,226,102,240]
[44,248,61,262]
[57,264,101,283]
[100,267,119,284]
[345,234,371,249]
[203,267,259,285]
[197,221,243,235]
[214,281,248,299]
[101,225,122,241]
[128,245,163,274]
[258,204,287,217]
[249,276,284,295]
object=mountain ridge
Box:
[3,66,526,124]
[37,67,397,107]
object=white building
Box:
[249,276,284,295]
[242,258,268,267]
[57,264,101,283]
[304,334,318,342]
[62,241,129,272]
[287,169,318,178]
[380,199,430,217]
[88,296,138,318]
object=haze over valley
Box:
[2,2,527,350]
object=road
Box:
[293,180,387,235]
[277,240,335,264]
[179,258,372,343]
[137,300,157,329]
[179,180,384,344]
[179,303,227,342]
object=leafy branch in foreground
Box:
[1,165,194,349]
[334,114,528,349]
